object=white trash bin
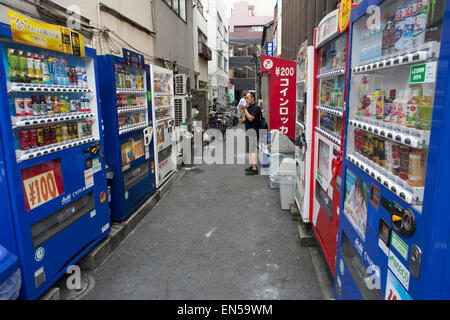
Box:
[277,158,296,210]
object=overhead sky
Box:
[224,0,277,18]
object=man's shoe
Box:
[245,166,254,172]
[245,169,259,176]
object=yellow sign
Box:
[7,9,85,56]
[338,0,352,32]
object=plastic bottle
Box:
[408,149,425,187]
[34,54,43,84]
[85,96,90,112]
[46,96,54,115]
[39,95,47,115]
[26,52,36,83]
[53,96,60,113]
[41,56,51,85]
[32,95,40,116]
[417,89,434,130]
[18,51,28,83]
[376,90,386,121]
[7,49,19,83]
[384,90,395,122]
[395,90,408,126]
[406,95,420,128]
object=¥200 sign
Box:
[261,55,296,140]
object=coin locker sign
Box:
[7,9,85,56]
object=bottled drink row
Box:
[357,81,434,131]
[14,95,91,117]
[118,112,146,129]
[360,0,436,62]
[354,129,426,187]
[114,65,144,90]
[319,80,345,109]
[7,48,88,86]
[116,94,147,109]
[19,121,94,151]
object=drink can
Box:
[73,122,79,139]
[20,130,30,150]
[50,125,56,144]
[36,128,44,147]
[43,126,51,145]
[373,137,379,164]
[24,97,33,116]
[62,125,69,141]
[68,123,73,140]
[29,129,37,148]
[378,138,386,167]
[56,125,63,143]
[15,98,25,117]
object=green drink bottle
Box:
[7,49,19,82]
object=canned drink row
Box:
[19,120,93,151]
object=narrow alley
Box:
[79,163,327,300]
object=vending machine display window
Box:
[346,0,445,210]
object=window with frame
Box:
[233,46,246,57]
[163,0,187,22]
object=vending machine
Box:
[311,4,354,276]
[98,50,156,222]
[0,15,110,299]
[295,43,315,223]
[149,65,176,187]
[335,0,450,300]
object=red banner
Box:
[261,55,297,140]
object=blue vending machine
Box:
[98,50,156,222]
[335,0,450,300]
[0,21,111,299]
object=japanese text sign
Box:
[261,55,296,139]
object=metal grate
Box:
[174,98,183,126]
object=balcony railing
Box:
[198,42,212,61]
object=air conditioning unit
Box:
[174,97,191,127]
[175,74,191,96]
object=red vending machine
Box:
[311,2,356,276]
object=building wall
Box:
[0,0,156,62]
[154,0,195,86]
[193,1,209,88]
[280,0,339,60]
[229,1,272,100]
[205,0,229,105]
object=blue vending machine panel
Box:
[336,0,450,300]
[0,26,111,299]
[98,51,156,222]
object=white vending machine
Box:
[295,43,315,223]
[150,65,176,187]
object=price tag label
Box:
[23,170,61,210]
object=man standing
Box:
[242,92,262,176]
